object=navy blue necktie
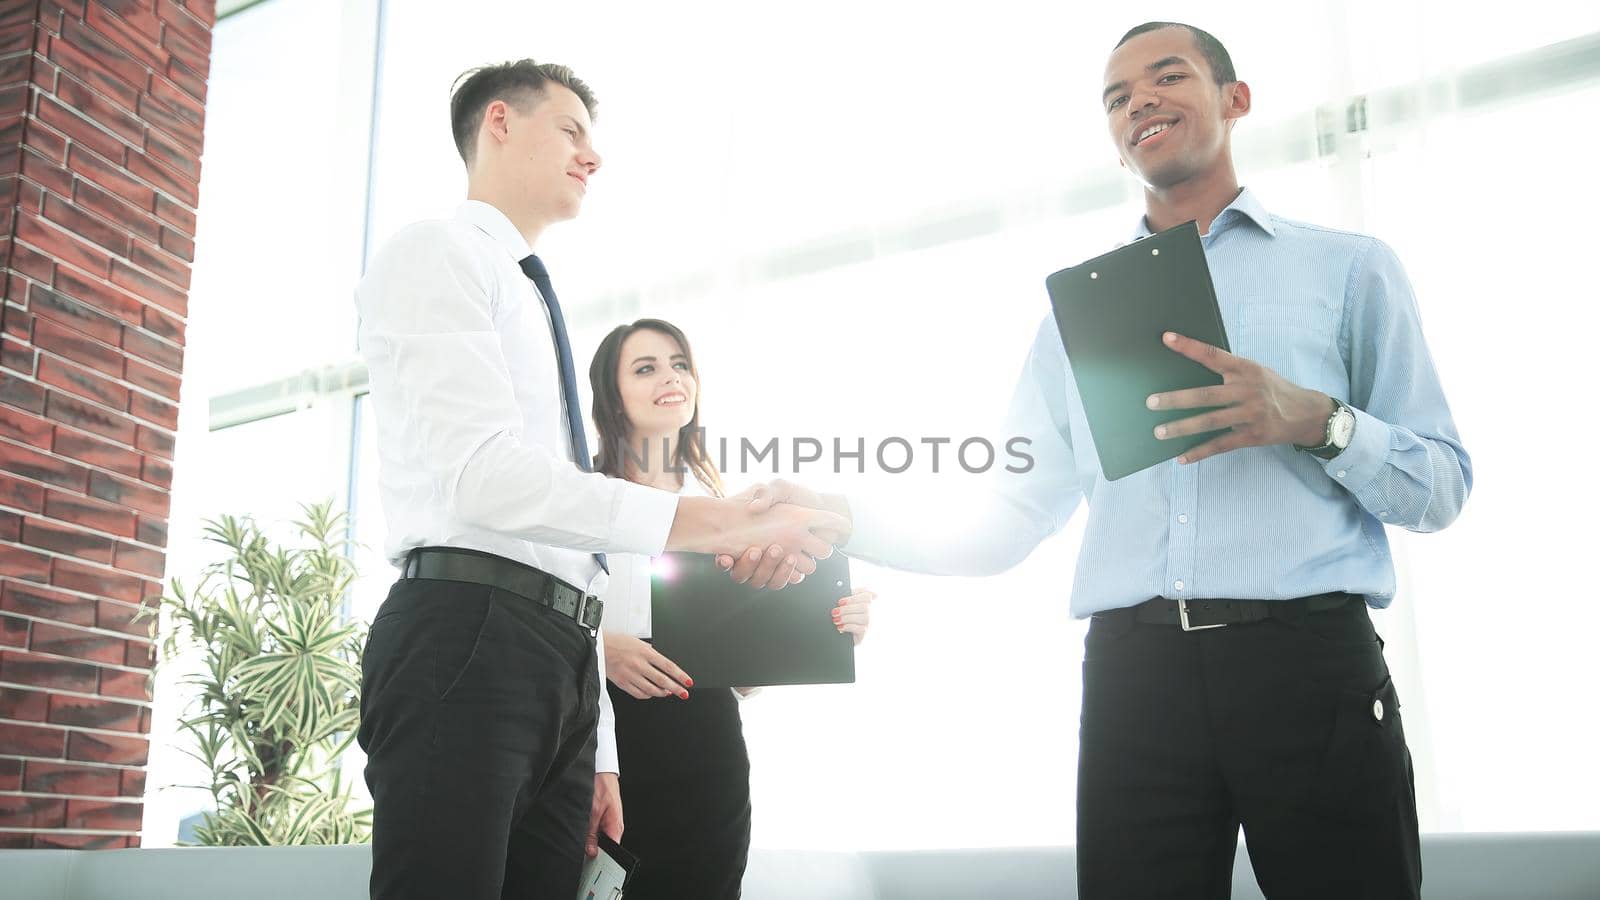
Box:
[520,252,607,574]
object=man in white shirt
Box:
[353,60,845,900]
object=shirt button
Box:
[1372,698,1385,722]
[1336,470,1348,479]
[1177,514,1189,524]
[1173,580,1185,592]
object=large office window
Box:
[1357,82,1600,831]
[143,0,378,843]
[153,0,1600,848]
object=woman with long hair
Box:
[588,318,873,898]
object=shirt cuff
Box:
[595,723,618,774]
[607,481,680,556]
[1321,405,1389,493]
[594,630,619,774]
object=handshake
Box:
[666,479,852,590]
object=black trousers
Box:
[1076,598,1422,900]
[358,577,600,900]
[608,679,753,900]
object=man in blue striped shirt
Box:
[749,19,1469,900]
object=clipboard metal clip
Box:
[1177,598,1226,632]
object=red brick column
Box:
[0,0,213,850]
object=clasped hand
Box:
[716,481,852,589]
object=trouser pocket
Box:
[1309,674,1412,819]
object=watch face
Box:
[1332,409,1356,447]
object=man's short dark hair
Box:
[1115,22,1236,85]
[449,60,598,165]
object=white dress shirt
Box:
[355,200,682,773]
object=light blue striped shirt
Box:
[848,188,1472,618]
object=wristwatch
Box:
[1298,397,1356,460]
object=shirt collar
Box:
[1129,186,1277,241]
[456,200,532,261]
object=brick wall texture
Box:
[0,0,213,850]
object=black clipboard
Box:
[576,833,636,900]
[1044,221,1231,481]
[649,551,855,688]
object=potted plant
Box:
[150,500,371,845]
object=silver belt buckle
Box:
[576,593,601,634]
[1178,598,1226,632]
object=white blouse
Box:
[598,475,762,699]
[599,474,711,639]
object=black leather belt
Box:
[1099,592,1357,632]
[401,546,603,633]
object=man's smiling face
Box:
[1102,26,1247,191]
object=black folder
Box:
[649,551,855,688]
[1044,221,1232,481]
[576,832,636,899]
